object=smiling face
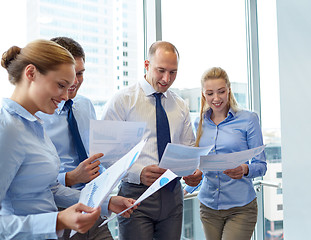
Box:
[68,57,85,99]
[144,48,178,93]
[202,78,230,116]
[28,63,75,114]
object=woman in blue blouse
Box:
[0,40,136,239]
[193,67,266,240]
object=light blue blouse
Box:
[0,98,80,239]
[186,108,267,210]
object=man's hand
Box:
[108,196,139,218]
[223,164,249,179]
[56,203,100,233]
[183,169,202,187]
[66,153,103,186]
[140,165,166,186]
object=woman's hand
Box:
[223,164,249,179]
[56,203,101,233]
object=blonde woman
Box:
[186,67,267,240]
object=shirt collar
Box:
[139,77,168,98]
[204,107,236,121]
[57,98,77,115]
[2,98,39,122]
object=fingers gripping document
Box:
[70,139,147,238]
[157,144,265,174]
[89,120,146,168]
[101,169,178,226]
[200,145,266,171]
[158,143,214,177]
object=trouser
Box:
[117,181,183,240]
[200,198,258,240]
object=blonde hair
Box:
[195,67,239,147]
[1,39,75,85]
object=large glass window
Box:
[257,0,283,239]
[161,1,250,239]
[0,0,144,118]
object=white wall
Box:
[276,0,311,238]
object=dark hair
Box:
[148,41,179,61]
[51,37,85,61]
[1,39,75,85]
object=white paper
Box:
[70,139,147,238]
[199,145,266,171]
[158,143,214,177]
[100,169,178,226]
[89,120,146,168]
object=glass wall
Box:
[257,0,283,239]
[161,1,251,239]
[0,0,283,239]
[0,0,144,118]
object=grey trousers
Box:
[200,198,258,240]
[117,181,183,240]
[58,213,113,240]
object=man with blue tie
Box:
[37,37,116,240]
[101,41,203,240]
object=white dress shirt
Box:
[101,78,195,184]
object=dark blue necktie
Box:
[153,93,178,191]
[65,100,88,163]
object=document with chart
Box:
[70,139,147,237]
[101,169,178,226]
[199,145,266,171]
[89,120,146,168]
[158,143,214,177]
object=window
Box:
[162,1,249,239]
[0,0,144,119]
[257,0,283,239]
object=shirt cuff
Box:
[31,212,59,239]
[125,162,145,184]
[57,172,66,186]
[100,196,112,218]
[184,180,202,194]
[245,163,253,178]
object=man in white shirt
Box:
[102,41,202,240]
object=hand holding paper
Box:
[70,139,146,238]
[200,145,266,172]
[158,143,213,177]
[102,169,178,226]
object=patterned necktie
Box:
[153,93,178,191]
[65,100,88,163]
